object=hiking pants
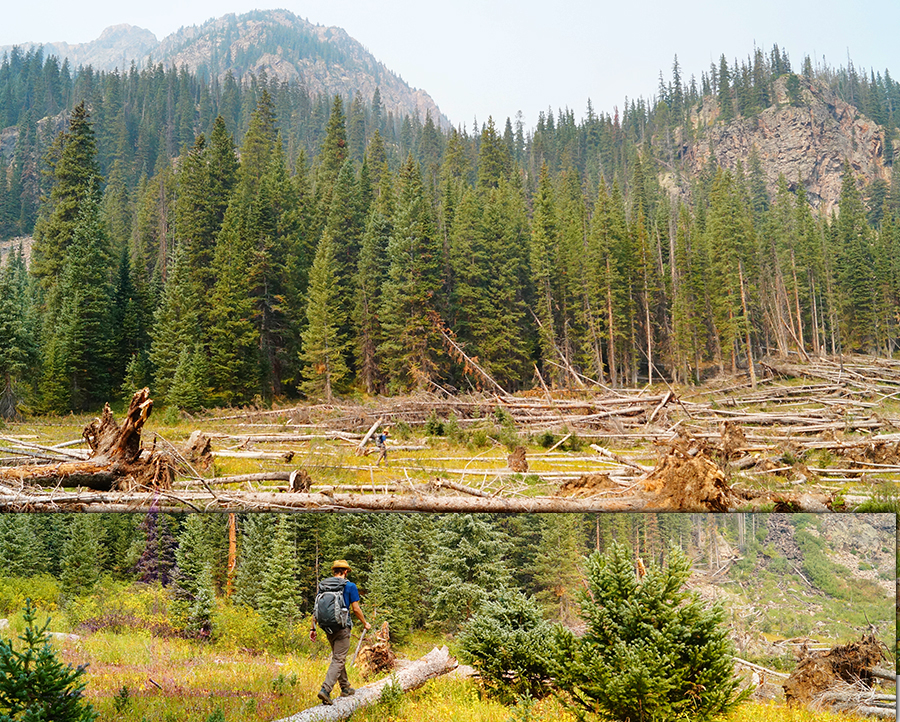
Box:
[323,626,352,693]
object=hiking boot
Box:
[317,688,333,705]
[340,687,356,697]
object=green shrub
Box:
[424,411,445,436]
[0,575,60,615]
[212,603,271,652]
[535,431,556,449]
[458,591,555,704]
[468,428,490,449]
[391,420,412,440]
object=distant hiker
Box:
[310,559,371,706]
[375,428,389,466]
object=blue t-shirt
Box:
[343,580,360,608]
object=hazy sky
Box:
[3,1,898,128]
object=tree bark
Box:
[272,646,457,722]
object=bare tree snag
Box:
[273,646,457,722]
[0,389,171,492]
[83,388,153,464]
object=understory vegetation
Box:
[0,511,892,720]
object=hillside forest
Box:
[1,46,900,414]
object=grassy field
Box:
[0,597,883,722]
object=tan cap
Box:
[332,559,351,572]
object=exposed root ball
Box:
[783,634,886,705]
[643,445,734,511]
[558,473,618,497]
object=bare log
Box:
[273,646,457,722]
[356,417,384,455]
[0,489,651,513]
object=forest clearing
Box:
[3,354,900,513]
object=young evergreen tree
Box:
[0,599,98,721]
[550,543,748,722]
[458,590,555,704]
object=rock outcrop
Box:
[665,75,893,214]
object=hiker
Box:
[310,559,371,706]
[375,428,389,466]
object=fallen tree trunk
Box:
[0,488,650,513]
[0,389,172,492]
[273,646,457,722]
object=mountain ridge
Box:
[0,9,446,127]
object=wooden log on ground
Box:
[272,646,457,722]
[0,389,172,492]
[0,489,651,513]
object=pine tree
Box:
[0,600,98,721]
[367,521,413,642]
[551,543,748,722]
[0,515,48,577]
[31,102,103,288]
[300,229,351,401]
[380,155,444,390]
[258,516,301,628]
[426,515,512,627]
[532,514,582,623]
[836,161,876,351]
[60,516,102,597]
[150,245,203,402]
[0,245,35,419]
[234,515,274,610]
[353,174,393,394]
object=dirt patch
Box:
[558,473,618,497]
[783,634,886,705]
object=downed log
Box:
[273,645,457,722]
[0,489,651,513]
[0,389,172,492]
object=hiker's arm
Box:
[350,601,371,630]
[309,616,317,641]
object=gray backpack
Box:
[313,577,350,633]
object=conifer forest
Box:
[0,45,899,413]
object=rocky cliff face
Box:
[666,75,893,214]
[155,11,446,127]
